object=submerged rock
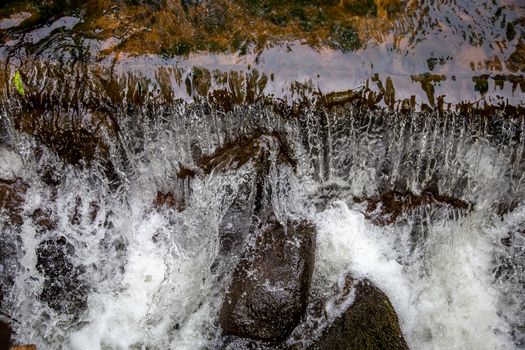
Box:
[0,179,27,226]
[308,279,408,350]
[354,189,471,226]
[215,178,257,262]
[198,132,296,175]
[153,166,196,212]
[205,132,297,265]
[36,237,87,316]
[14,107,117,167]
[220,219,316,341]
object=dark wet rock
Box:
[31,208,58,233]
[191,67,212,97]
[153,165,196,212]
[215,179,257,262]
[211,137,277,274]
[220,219,316,341]
[36,237,87,315]
[0,320,10,350]
[308,279,408,350]
[384,77,396,108]
[198,132,296,174]
[0,179,28,226]
[506,22,516,42]
[221,335,284,350]
[14,104,117,166]
[354,189,471,226]
[154,191,184,212]
[205,132,297,272]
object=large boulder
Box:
[308,279,408,350]
[220,219,316,341]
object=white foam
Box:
[69,210,168,350]
[315,201,515,350]
[0,147,23,180]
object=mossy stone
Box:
[332,24,361,52]
[161,39,192,58]
[192,67,212,97]
[473,75,489,95]
[344,0,377,17]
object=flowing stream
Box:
[0,101,524,349]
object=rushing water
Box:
[0,101,523,349]
[0,0,524,347]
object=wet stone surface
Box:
[220,218,316,341]
[307,279,408,350]
[0,179,27,227]
[35,237,87,316]
[354,188,472,226]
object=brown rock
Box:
[0,179,27,226]
[220,219,316,341]
[31,208,57,233]
[153,191,182,211]
[153,166,196,212]
[198,132,296,174]
[10,346,37,350]
[308,279,408,350]
[354,189,471,225]
[0,321,10,350]
[14,104,117,167]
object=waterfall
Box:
[1,100,523,349]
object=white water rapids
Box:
[0,105,523,350]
